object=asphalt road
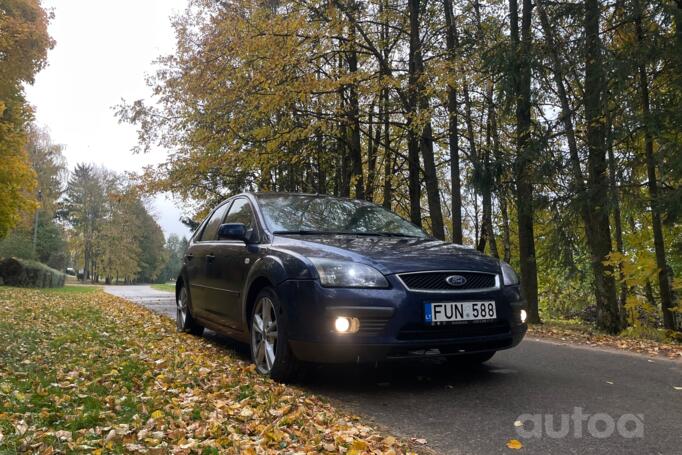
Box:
[105,285,682,455]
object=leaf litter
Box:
[0,287,425,454]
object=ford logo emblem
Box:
[445,275,467,287]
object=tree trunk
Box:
[537,0,583,193]
[634,3,676,330]
[346,10,365,200]
[407,0,422,227]
[367,102,379,202]
[444,0,462,244]
[607,112,628,325]
[500,194,512,263]
[483,83,500,258]
[382,88,393,209]
[583,0,621,333]
[379,0,392,210]
[509,0,540,323]
[409,0,444,238]
[675,0,682,46]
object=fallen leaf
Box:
[54,430,72,441]
[0,287,413,455]
[14,420,28,436]
[506,439,523,449]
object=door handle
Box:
[206,253,216,263]
[185,253,194,261]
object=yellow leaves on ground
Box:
[0,287,415,454]
[527,323,682,360]
[506,439,523,450]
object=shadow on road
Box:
[199,328,508,393]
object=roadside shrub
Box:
[0,231,36,261]
[0,257,65,288]
[539,271,595,320]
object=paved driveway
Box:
[105,285,682,455]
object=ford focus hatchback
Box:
[176,193,527,381]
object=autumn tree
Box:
[120,0,682,333]
[0,0,54,238]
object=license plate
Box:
[424,301,497,323]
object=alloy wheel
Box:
[251,296,278,374]
[177,287,188,329]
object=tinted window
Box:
[223,198,254,229]
[256,195,427,238]
[199,203,230,241]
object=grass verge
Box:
[150,283,175,293]
[0,287,413,454]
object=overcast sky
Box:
[25,0,191,239]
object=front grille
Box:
[358,317,390,336]
[397,320,510,341]
[397,271,497,291]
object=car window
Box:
[256,195,427,238]
[199,203,230,241]
[223,198,254,229]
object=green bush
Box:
[0,231,36,261]
[0,257,65,288]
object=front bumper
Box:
[277,277,528,363]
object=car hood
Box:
[271,235,502,274]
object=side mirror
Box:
[217,223,248,242]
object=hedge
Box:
[0,257,65,288]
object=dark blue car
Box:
[176,192,527,381]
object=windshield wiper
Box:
[273,230,421,238]
[361,232,421,238]
[273,230,329,235]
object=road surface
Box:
[105,285,682,455]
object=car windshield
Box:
[256,194,428,238]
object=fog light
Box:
[335,317,350,332]
[520,309,528,323]
[334,316,359,333]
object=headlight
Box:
[309,258,388,288]
[500,261,519,286]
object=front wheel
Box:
[176,285,204,336]
[250,287,299,382]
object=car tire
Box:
[445,351,495,366]
[176,284,204,336]
[250,287,299,382]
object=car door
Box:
[211,197,259,329]
[188,202,231,319]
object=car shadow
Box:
[201,330,252,360]
[199,329,508,393]
[301,357,507,393]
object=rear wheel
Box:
[176,285,204,336]
[250,287,299,382]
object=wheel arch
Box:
[241,255,289,332]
